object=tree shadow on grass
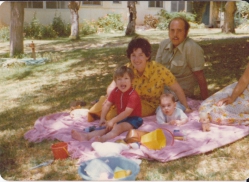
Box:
[1,36,249,180]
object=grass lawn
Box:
[0,28,249,180]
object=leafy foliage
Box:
[96,13,124,32]
[0,26,10,41]
[235,1,249,28]
[24,13,41,38]
[156,9,196,30]
[80,20,98,35]
[236,1,249,19]
[52,13,71,37]
[80,13,124,35]
[23,12,70,39]
[39,25,57,39]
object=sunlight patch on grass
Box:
[82,69,101,76]
[0,128,20,138]
[207,83,223,92]
[197,158,230,174]
[1,32,249,180]
[27,104,53,113]
[145,171,165,180]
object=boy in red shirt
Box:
[71,66,143,142]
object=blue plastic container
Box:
[78,156,140,181]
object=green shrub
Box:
[156,9,197,30]
[96,13,124,32]
[189,22,206,29]
[236,1,249,20]
[39,25,57,39]
[52,14,71,37]
[157,21,169,30]
[0,26,10,42]
[24,12,70,39]
[24,12,41,38]
[156,9,171,30]
[80,20,98,35]
[157,9,172,20]
[170,11,196,22]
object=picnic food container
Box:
[78,156,140,181]
[51,142,69,160]
[141,129,166,150]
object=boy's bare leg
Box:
[71,129,107,141]
[95,122,133,142]
[71,130,88,141]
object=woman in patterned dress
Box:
[199,63,249,125]
[104,37,191,120]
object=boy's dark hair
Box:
[126,37,151,61]
[160,93,176,103]
[113,65,134,80]
[168,16,190,33]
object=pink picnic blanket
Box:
[24,99,249,163]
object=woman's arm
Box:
[217,63,249,106]
[106,80,116,96]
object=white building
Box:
[0,1,212,27]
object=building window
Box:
[113,1,121,4]
[171,1,189,12]
[186,1,192,12]
[46,1,68,9]
[82,1,101,5]
[148,1,163,8]
[25,1,43,8]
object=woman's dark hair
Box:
[126,37,151,61]
[113,65,134,80]
[168,16,190,33]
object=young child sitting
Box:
[71,66,143,142]
[156,93,188,125]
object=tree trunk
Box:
[68,1,80,40]
[192,2,208,24]
[222,1,237,33]
[10,2,24,57]
[125,1,136,36]
[211,1,221,28]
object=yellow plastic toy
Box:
[141,129,166,150]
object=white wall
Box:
[78,1,129,25]
[0,1,200,26]
[24,9,71,25]
[0,2,10,26]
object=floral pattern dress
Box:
[199,82,249,125]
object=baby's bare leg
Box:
[96,122,133,142]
